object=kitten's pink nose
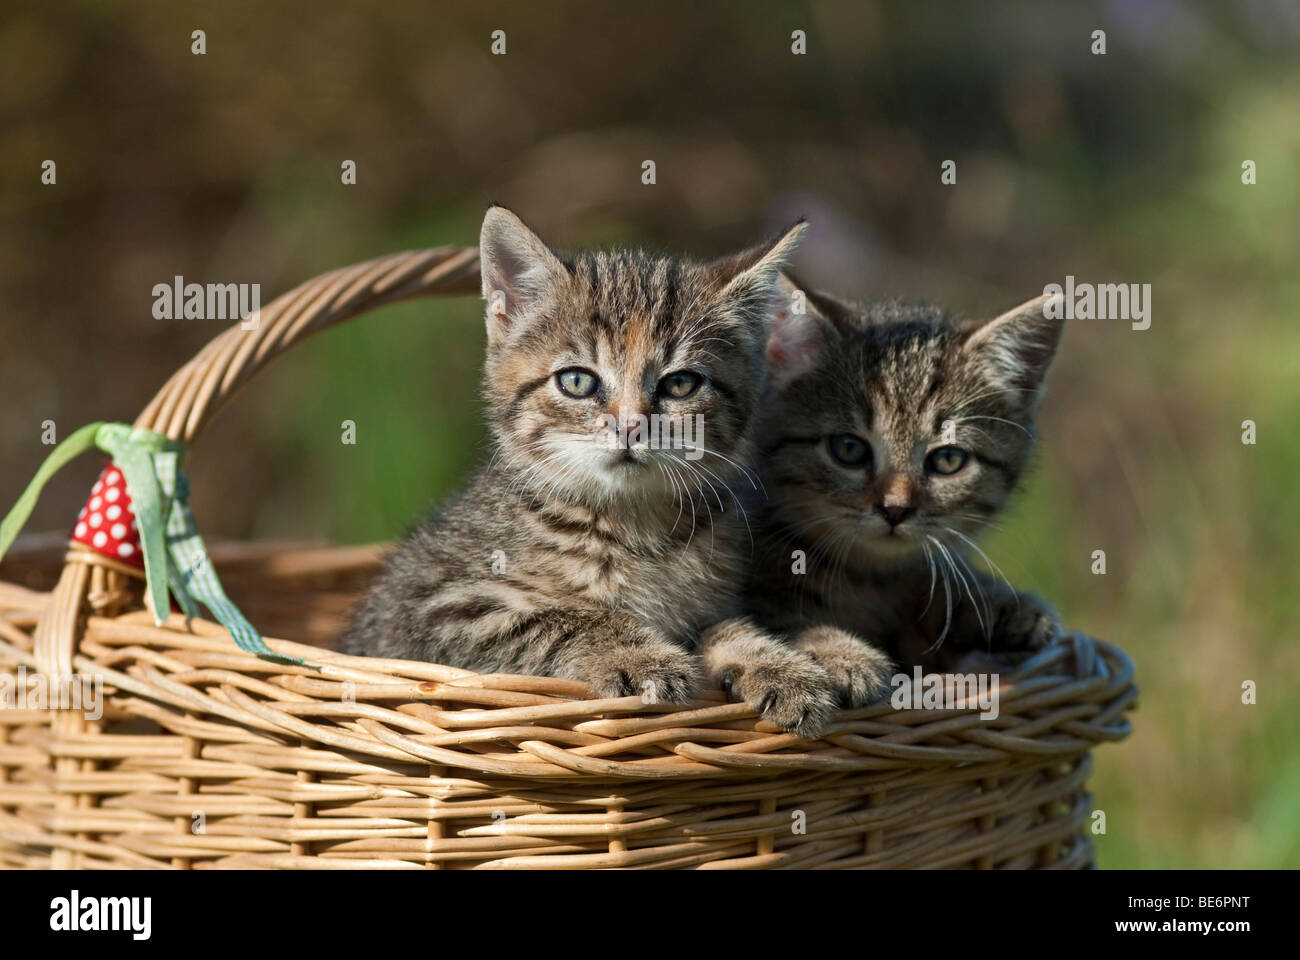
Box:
[874,472,915,527]
[610,387,651,424]
[878,503,916,528]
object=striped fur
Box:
[748,285,1066,679]
[341,207,843,729]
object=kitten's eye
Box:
[827,434,871,467]
[555,368,599,398]
[926,446,969,476]
[658,371,702,399]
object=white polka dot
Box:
[130,519,137,531]
[92,531,107,548]
[75,522,87,538]
[89,512,102,528]
[105,487,121,502]
[90,496,102,510]
[110,523,127,539]
[117,542,135,558]
[106,504,122,521]
[92,481,103,495]
[106,471,120,485]
[78,507,87,519]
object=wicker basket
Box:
[0,246,1137,869]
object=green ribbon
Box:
[1,422,303,666]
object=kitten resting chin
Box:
[339,205,855,736]
[749,280,1068,672]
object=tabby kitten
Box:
[748,283,1065,681]
[341,206,844,733]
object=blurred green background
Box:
[1,0,1297,867]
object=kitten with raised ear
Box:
[340,205,844,733]
[748,282,1066,676]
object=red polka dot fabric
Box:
[70,463,144,568]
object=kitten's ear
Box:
[961,293,1065,404]
[479,204,569,349]
[765,272,835,387]
[711,220,809,326]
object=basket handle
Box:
[35,245,481,678]
[135,245,480,443]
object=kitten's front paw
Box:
[792,626,893,707]
[994,592,1059,651]
[715,651,838,739]
[585,639,702,704]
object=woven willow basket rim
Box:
[1,582,1138,780]
[0,245,1137,869]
